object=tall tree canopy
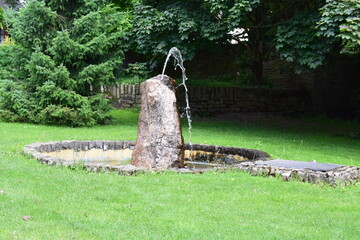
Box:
[0,0,131,126]
[204,0,359,83]
[130,0,226,66]
[131,0,360,85]
[317,0,360,53]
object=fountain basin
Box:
[24,140,359,186]
[24,140,269,172]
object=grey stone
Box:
[89,141,95,149]
[123,141,130,149]
[250,167,259,175]
[103,141,109,151]
[307,173,317,183]
[281,171,292,180]
[68,141,76,150]
[74,142,82,151]
[38,144,46,152]
[107,141,115,150]
[61,141,70,150]
[297,171,306,180]
[81,141,90,151]
[259,167,270,175]
[94,141,103,149]
[54,142,63,151]
[113,141,123,150]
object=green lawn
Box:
[0,110,359,239]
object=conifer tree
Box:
[0,0,131,126]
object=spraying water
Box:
[161,47,193,154]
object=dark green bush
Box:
[0,0,131,126]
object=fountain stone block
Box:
[131,75,184,169]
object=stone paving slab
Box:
[255,159,344,172]
[238,160,359,186]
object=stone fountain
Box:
[23,71,271,172]
[23,48,360,186]
[131,74,184,169]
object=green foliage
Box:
[130,1,320,83]
[275,0,360,70]
[275,11,333,71]
[0,0,131,126]
[341,41,360,55]
[112,0,137,10]
[203,0,286,85]
[124,62,151,78]
[317,0,360,46]
[130,0,225,65]
[205,0,260,29]
[0,79,34,122]
[117,76,145,85]
[11,1,58,50]
[0,45,16,80]
[130,0,359,83]
[204,0,359,80]
[0,7,5,29]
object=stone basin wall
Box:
[24,141,359,186]
[186,143,270,160]
[24,140,137,166]
[24,140,268,166]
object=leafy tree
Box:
[112,0,137,10]
[131,0,308,85]
[0,0,131,126]
[317,0,360,53]
[131,0,359,85]
[129,0,226,67]
[276,0,360,72]
[203,0,332,84]
[275,11,333,72]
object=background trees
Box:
[129,0,226,68]
[0,0,131,126]
[317,0,360,53]
[0,0,359,125]
[276,0,360,71]
[130,0,359,85]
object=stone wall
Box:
[103,84,311,115]
[102,84,141,109]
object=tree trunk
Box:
[251,58,264,86]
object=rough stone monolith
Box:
[131,75,184,169]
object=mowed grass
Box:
[0,109,359,239]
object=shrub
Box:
[0,0,131,126]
